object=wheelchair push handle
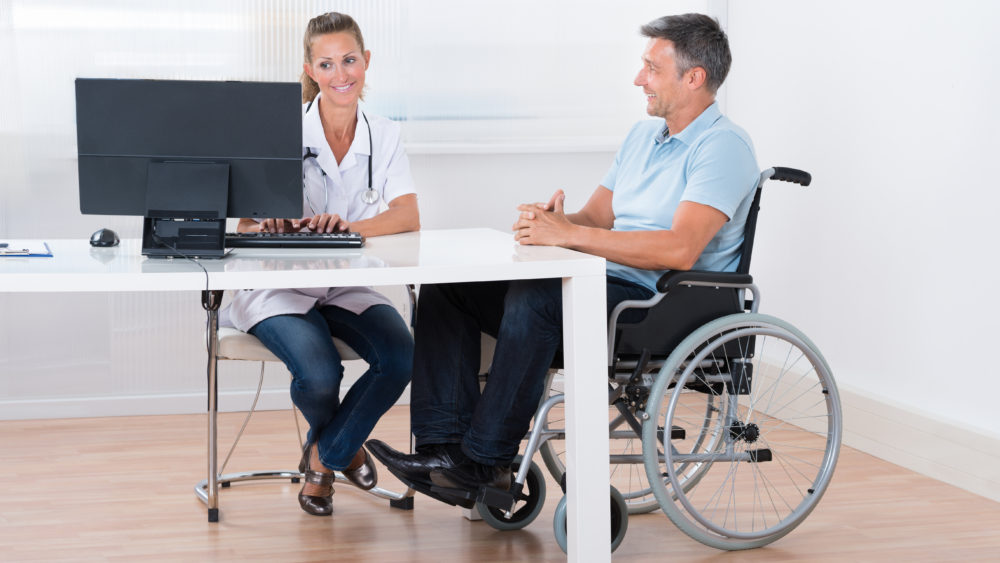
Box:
[764,167,811,186]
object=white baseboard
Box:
[837,381,1000,503]
[0,385,411,420]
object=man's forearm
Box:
[566,227,699,271]
[565,210,608,229]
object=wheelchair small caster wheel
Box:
[477,455,546,530]
[552,485,628,553]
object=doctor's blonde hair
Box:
[301,12,367,103]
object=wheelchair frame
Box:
[467,167,843,553]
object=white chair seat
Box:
[216,326,361,362]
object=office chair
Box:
[194,286,417,518]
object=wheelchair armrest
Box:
[656,270,754,293]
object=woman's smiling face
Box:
[304,31,371,107]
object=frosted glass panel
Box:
[400,0,710,147]
[1,0,711,152]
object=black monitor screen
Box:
[75,78,302,220]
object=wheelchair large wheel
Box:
[643,313,842,550]
[476,455,546,531]
[538,369,727,514]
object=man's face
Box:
[634,38,687,120]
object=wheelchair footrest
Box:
[477,486,515,512]
[656,425,687,443]
[429,484,515,512]
[746,448,772,463]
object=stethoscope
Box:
[302,109,377,214]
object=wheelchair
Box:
[460,167,842,552]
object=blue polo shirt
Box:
[601,102,758,292]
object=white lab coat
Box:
[222,95,416,332]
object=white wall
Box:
[725,0,999,434]
[723,0,1000,500]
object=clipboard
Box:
[0,240,53,257]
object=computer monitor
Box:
[75,78,302,258]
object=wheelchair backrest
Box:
[612,167,811,366]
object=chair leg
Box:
[391,496,415,510]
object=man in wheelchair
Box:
[367,13,759,509]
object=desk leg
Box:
[202,290,223,523]
[561,274,610,562]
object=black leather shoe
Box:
[365,439,474,508]
[365,440,461,485]
[429,458,512,493]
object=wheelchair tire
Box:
[537,369,727,515]
[642,313,842,550]
[552,486,629,554]
[477,455,546,531]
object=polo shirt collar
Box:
[655,101,723,145]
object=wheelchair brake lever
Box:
[628,348,652,384]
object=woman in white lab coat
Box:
[224,12,419,517]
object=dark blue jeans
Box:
[249,304,413,471]
[410,276,653,466]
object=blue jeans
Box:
[410,276,653,466]
[249,304,413,471]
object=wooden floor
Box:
[2,406,998,562]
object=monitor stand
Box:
[142,161,230,259]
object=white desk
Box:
[0,228,610,562]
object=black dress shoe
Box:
[365,439,475,508]
[429,458,512,494]
[365,439,461,485]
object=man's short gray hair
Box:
[641,13,732,93]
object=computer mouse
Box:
[90,228,120,247]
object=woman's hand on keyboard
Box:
[300,213,350,234]
[258,218,305,233]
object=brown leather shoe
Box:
[298,442,334,516]
[341,449,377,491]
[298,469,334,516]
[297,441,312,474]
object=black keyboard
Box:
[225,231,365,249]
